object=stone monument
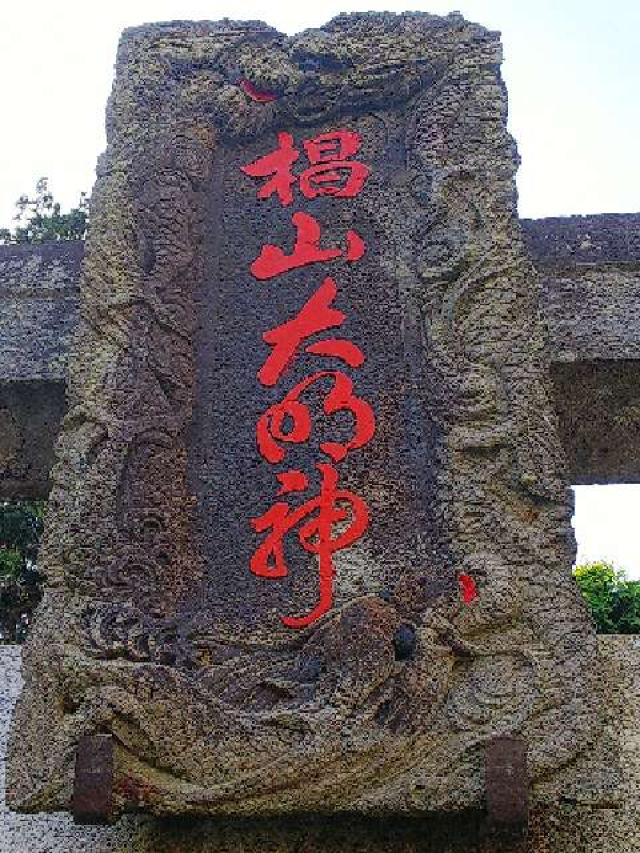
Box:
[7,11,599,831]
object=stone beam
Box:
[521,214,640,483]
[522,214,640,362]
[0,242,81,498]
[0,241,82,381]
[2,214,638,375]
[0,213,639,495]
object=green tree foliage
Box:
[574,561,640,634]
[0,177,88,244]
[0,501,45,643]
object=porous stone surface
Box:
[522,216,640,485]
[522,214,640,269]
[0,380,66,500]
[2,640,639,851]
[0,242,81,382]
[0,242,79,498]
[7,11,598,825]
[0,646,134,852]
[526,219,640,365]
[551,360,640,485]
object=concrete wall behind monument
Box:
[2,10,639,852]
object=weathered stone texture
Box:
[551,360,640,485]
[0,380,66,499]
[523,216,640,485]
[524,215,640,364]
[3,640,639,851]
[0,242,79,498]
[522,214,640,268]
[0,241,81,382]
[526,636,640,853]
[6,12,599,824]
[0,645,135,852]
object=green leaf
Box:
[574,561,640,634]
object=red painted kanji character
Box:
[300,130,370,199]
[258,276,355,386]
[250,212,365,280]
[251,462,370,628]
[241,129,370,205]
[257,369,375,464]
[275,469,308,495]
[240,132,300,206]
[257,276,366,387]
[304,131,362,163]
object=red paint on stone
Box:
[276,470,309,495]
[241,131,299,205]
[241,128,374,629]
[241,130,371,206]
[257,369,375,465]
[238,78,279,103]
[459,573,478,604]
[257,277,345,387]
[250,211,365,280]
[300,130,370,199]
[251,463,370,628]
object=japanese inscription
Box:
[241,130,375,628]
[8,15,599,824]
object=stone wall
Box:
[2,639,639,852]
[0,242,81,382]
[523,214,640,364]
[0,380,66,500]
[522,213,640,267]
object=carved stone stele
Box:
[8,12,598,819]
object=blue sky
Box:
[1,0,638,574]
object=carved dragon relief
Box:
[8,13,598,818]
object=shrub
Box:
[0,501,45,643]
[574,561,640,634]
